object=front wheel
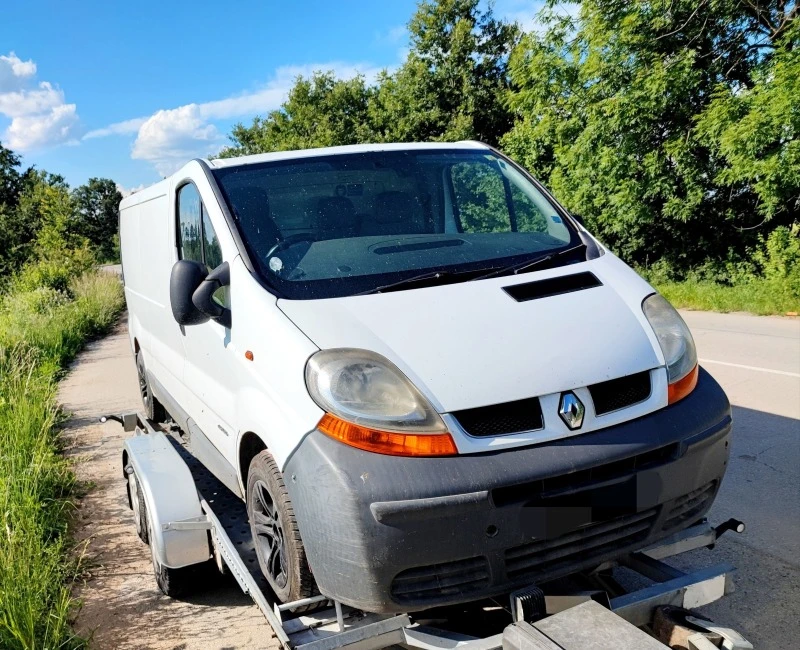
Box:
[136,351,166,423]
[246,450,316,604]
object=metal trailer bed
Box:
[111,412,752,650]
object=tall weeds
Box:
[0,271,124,649]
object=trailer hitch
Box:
[710,519,746,548]
[99,412,138,432]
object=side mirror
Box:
[570,213,585,227]
[192,262,232,329]
[170,260,209,326]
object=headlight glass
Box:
[305,349,446,433]
[642,294,697,383]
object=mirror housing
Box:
[170,260,210,326]
[192,262,232,329]
[570,213,585,227]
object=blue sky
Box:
[0,0,543,192]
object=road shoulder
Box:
[60,315,271,649]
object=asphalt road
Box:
[672,311,800,649]
[61,310,799,649]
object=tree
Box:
[696,13,799,224]
[371,0,519,144]
[220,73,377,157]
[502,0,798,271]
[0,142,29,210]
[0,143,32,277]
[73,178,123,261]
[220,1,518,157]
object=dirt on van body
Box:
[61,315,276,649]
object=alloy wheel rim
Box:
[137,363,150,408]
[251,480,288,589]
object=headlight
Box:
[642,294,698,403]
[305,349,456,456]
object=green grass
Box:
[0,271,124,650]
[654,278,800,316]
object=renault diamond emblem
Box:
[559,392,585,430]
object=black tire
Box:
[247,450,316,604]
[128,470,149,544]
[136,350,166,423]
[146,504,209,598]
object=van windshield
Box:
[213,149,581,299]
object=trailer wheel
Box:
[136,351,166,423]
[247,450,317,605]
[145,507,204,598]
[127,470,149,544]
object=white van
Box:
[119,142,731,614]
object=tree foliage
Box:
[222,0,517,155]
[72,178,123,261]
[0,141,122,281]
[370,0,518,144]
[502,0,798,269]
[219,0,797,276]
[221,74,377,156]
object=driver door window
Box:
[178,183,222,270]
[177,183,226,306]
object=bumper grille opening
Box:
[391,556,490,604]
[453,397,543,437]
[492,443,679,507]
[662,481,717,531]
[589,371,652,415]
[504,508,658,581]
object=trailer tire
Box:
[128,470,149,544]
[136,351,166,423]
[146,508,208,598]
[247,450,317,606]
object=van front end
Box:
[285,367,730,613]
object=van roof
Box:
[206,141,491,169]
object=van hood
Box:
[278,255,663,413]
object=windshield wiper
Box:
[470,243,588,282]
[359,270,461,295]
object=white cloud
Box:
[105,60,385,175]
[0,81,65,118]
[0,52,80,150]
[131,104,224,177]
[116,182,146,197]
[5,103,79,150]
[0,52,36,92]
[84,116,146,139]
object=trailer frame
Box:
[111,412,751,650]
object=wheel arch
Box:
[238,431,267,491]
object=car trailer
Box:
[106,412,753,650]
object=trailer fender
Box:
[123,430,210,569]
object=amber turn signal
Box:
[318,413,457,457]
[668,364,698,404]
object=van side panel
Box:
[119,186,186,407]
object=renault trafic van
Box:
[119,142,731,614]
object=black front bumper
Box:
[285,368,731,613]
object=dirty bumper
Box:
[284,368,731,614]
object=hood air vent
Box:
[504,271,602,303]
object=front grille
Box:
[453,397,543,437]
[492,443,679,506]
[589,371,652,415]
[504,508,658,581]
[391,556,490,604]
[661,481,717,531]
